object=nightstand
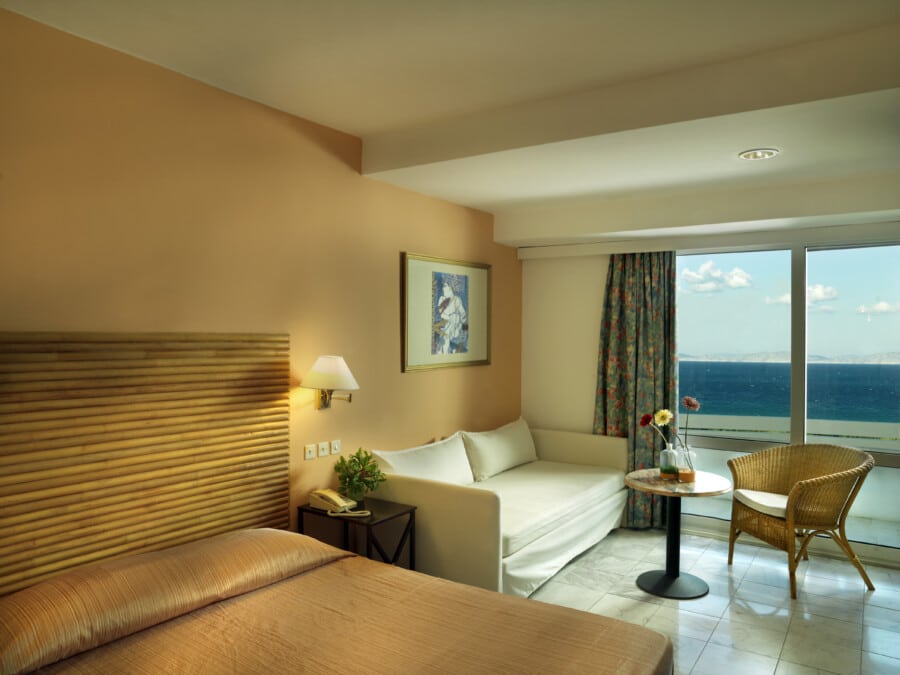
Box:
[297,497,416,570]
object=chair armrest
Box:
[531,428,627,472]
[373,475,502,591]
[787,468,867,528]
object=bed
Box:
[0,528,672,674]
[0,332,672,674]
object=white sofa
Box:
[372,418,628,597]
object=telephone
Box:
[309,489,370,517]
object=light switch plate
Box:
[317,441,329,457]
[304,444,316,460]
[330,439,341,455]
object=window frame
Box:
[677,239,900,469]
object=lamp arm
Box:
[316,389,353,409]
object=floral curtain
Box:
[594,251,677,528]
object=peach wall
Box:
[0,10,521,527]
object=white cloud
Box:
[765,284,838,308]
[857,301,900,315]
[681,261,753,294]
[807,283,838,304]
[724,268,751,288]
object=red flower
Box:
[682,396,701,412]
[639,413,653,427]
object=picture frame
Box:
[402,252,491,372]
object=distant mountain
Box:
[678,352,900,364]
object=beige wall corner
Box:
[521,255,608,433]
[0,10,522,529]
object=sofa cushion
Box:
[477,460,625,557]
[462,418,537,481]
[372,432,474,485]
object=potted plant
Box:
[334,448,386,505]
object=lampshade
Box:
[300,355,359,392]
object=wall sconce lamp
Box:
[300,355,359,410]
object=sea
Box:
[678,361,900,424]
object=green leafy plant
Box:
[334,448,386,502]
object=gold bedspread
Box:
[1,529,672,675]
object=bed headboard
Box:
[0,332,290,596]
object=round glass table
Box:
[624,468,732,599]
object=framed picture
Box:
[402,252,491,372]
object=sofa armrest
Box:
[531,428,627,472]
[373,475,502,592]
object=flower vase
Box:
[676,447,696,483]
[659,444,677,480]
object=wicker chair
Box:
[727,443,875,599]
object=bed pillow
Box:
[462,418,537,481]
[372,432,474,484]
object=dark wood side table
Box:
[624,468,732,599]
[297,497,417,570]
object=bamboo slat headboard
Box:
[0,332,290,596]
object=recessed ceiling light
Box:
[738,147,780,161]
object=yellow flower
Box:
[654,409,673,426]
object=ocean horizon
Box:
[678,361,900,425]
[679,352,900,365]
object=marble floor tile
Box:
[587,593,660,626]
[781,619,862,675]
[786,614,862,650]
[607,574,666,604]
[860,650,900,675]
[695,573,743,599]
[529,578,607,611]
[671,634,706,675]
[593,533,657,560]
[529,527,899,675]
[774,661,834,675]
[743,562,801,590]
[863,604,900,632]
[691,642,779,675]
[799,571,871,601]
[863,625,900,661]
[864,585,900,611]
[568,552,640,575]
[865,565,899,586]
[660,591,732,619]
[709,618,787,658]
[795,592,865,624]
[778,640,860,675]
[724,598,793,633]
[645,605,720,641]
[736,579,798,609]
[551,563,621,591]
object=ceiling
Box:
[3,0,900,249]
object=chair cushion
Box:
[372,432,474,485]
[477,460,624,557]
[462,418,537,481]
[734,488,788,519]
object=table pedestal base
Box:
[636,570,709,599]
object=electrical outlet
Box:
[330,439,341,455]
[304,444,316,460]
[317,441,329,457]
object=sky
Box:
[676,244,900,358]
